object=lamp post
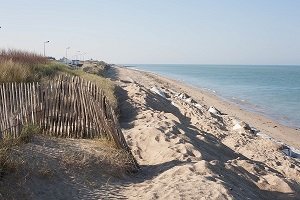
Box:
[81,52,86,64]
[81,52,86,65]
[65,47,70,63]
[43,40,50,57]
[77,51,80,59]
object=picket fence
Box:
[0,75,131,153]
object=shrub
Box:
[0,59,33,83]
[19,124,40,143]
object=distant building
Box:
[72,60,80,66]
[71,60,83,67]
[47,56,56,61]
[59,57,72,64]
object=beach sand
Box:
[107,66,300,199]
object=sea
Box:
[127,64,300,129]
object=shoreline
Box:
[117,65,300,149]
[126,65,300,130]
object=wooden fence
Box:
[0,75,130,152]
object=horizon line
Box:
[118,63,300,66]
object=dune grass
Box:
[0,125,40,176]
[0,49,46,83]
[75,70,117,110]
[0,49,47,64]
[0,49,76,83]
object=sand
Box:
[109,66,300,199]
[0,135,133,199]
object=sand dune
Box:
[111,66,300,199]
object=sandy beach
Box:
[2,1,300,199]
[107,65,300,199]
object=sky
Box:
[0,0,300,64]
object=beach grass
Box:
[0,125,39,176]
[0,49,75,83]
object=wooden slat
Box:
[60,79,66,137]
[52,79,57,135]
[3,84,10,137]
[43,83,48,134]
[0,85,5,138]
[57,78,64,137]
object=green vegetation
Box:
[76,70,117,110]
[82,60,110,76]
[19,124,41,143]
[80,60,117,109]
[0,124,40,175]
[0,49,75,83]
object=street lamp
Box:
[78,51,86,64]
[76,51,81,60]
[81,52,86,63]
[43,40,50,57]
[65,47,70,63]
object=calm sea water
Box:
[129,64,300,128]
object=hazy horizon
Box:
[124,63,300,66]
[1,0,300,65]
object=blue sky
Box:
[0,0,299,64]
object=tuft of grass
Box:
[61,138,137,177]
[19,124,40,143]
[37,162,54,178]
[92,138,138,174]
[0,59,33,83]
[0,124,40,176]
[0,140,19,176]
